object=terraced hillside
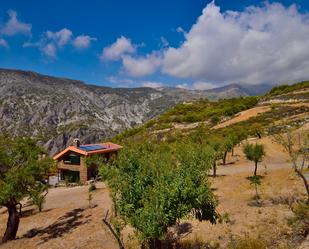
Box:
[114,81,309,143]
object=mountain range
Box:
[0,68,273,155]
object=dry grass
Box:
[176,168,307,248]
[0,138,308,248]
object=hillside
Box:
[113,81,309,143]
[1,81,308,249]
[0,68,270,155]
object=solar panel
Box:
[79,144,106,151]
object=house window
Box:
[63,154,81,165]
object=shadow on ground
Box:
[23,208,90,244]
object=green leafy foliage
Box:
[158,96,259,124]
[99,141,218,245]
[243,143,265,164]
[0,136,52,206]
[243,143,265,176]
[0,135,53,242]
[267,81,309,97]
[30,183,48,212]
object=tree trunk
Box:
[223,151,227,165]
[231,147,234,156]
[213,161,217,177]
[2,204,20,243]
[295,168,309,203]
[254,162,258,176]
[102,218,124,249]
[147,238,162,249]
[256,130,262,139]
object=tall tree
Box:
[243,143,265,176]
[100,141,218,249]
[0,136,52,243]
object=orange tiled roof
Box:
[53,142,122,160]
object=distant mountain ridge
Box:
[202,83,273,99]
[0,68,272,154]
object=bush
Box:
[267,81,309,97]
[211,115,220,124]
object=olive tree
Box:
[100,141,218,248]
[0,136,52,243]
[243,143,265,176]
[221,137,233,165]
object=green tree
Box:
[30,183,48,212]
[243,143,265,176]
[100,141,218,248]
[208,138,224,177]
[251,123,263,139]
[248,175,262,204]
[221,137,233,165]
[0,136,52,243]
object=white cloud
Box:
[176,27,185,34]
[73,35,96,49]
[0,38,9,48]
[175,83,190,89]
[161,1,309,85]
[105,76,135,85]
[23,28,95,58]
[41,43,57,58]
[23,28,73,57]
[101,36,135,61]
[160,37,169,47]
[122,52,162,77]
[1,10,31,36]
[142,81,163,88]
[45,28,73,47]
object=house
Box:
[53,138,122,183]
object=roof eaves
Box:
[53,146,88,160]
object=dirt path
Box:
[0,182,118,249]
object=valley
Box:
[0,80,308,249]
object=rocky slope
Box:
[0,68,269,155]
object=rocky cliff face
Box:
[0,69,204,155]
[0,68,270,155]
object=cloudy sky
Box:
[1,0,309,89]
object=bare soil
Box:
[0,135,308,249]
[0,183,118,249]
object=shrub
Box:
[30,183,48,212]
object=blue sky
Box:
[0,0,309,89]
